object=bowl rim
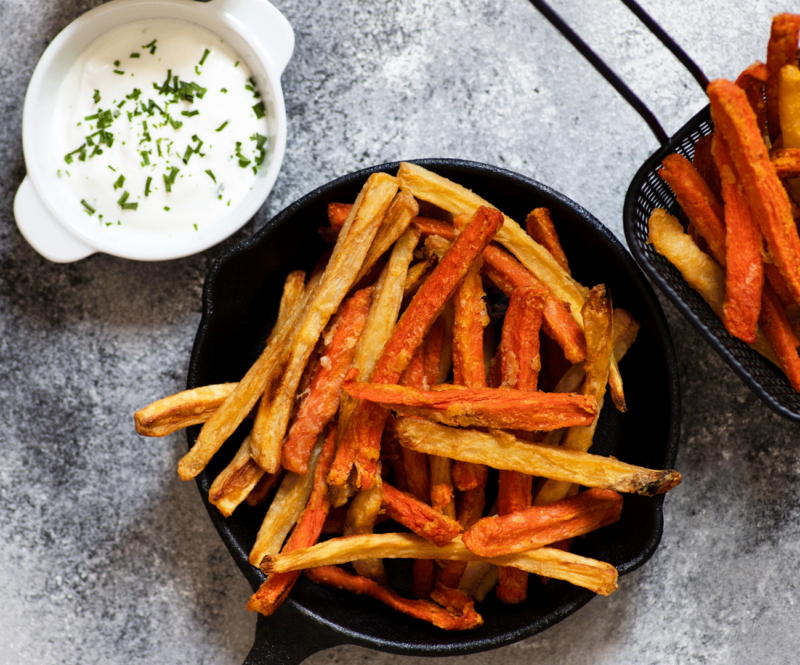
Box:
[18,0,289,261]
[188,157,682,656]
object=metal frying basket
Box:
[529,0,800,422]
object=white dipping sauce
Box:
[53,19,269,234]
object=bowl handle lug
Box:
[219,0,295,75]
[14,176,95,263]
[243,602,346,665]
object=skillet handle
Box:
[243,602,346,665]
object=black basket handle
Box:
[527,0,709,146]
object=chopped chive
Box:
[114,70,125,75]
[205,169,216,183]
[130,52,140,58]
[195,66,201,76]
[199,48,210,66]
[81,199,95,215]
[84,113,99,121]
[182,145,194,164]
[113,175,126,190]
[253,102,265,119]
[180,110,199,117]
[117,190,138,210]
[93,89,101,104]
[193,223,198,230]
[142,39,157,54]
[220,88,227,93]
[234,61,239,67]
[164,206,170,211]
[108,165,116,172]
[126,88,142,100]
[114,60,120,67]
[145,176,152,197]
[215,121,228,132]
[140,151,150,165]
[64,144,86,164]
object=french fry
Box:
[691,133,723,203]
[765,13,800,142]
[208,434,264,517]
[437,485,487,588]
[779,65,800,150]
[328,206,504,490]
[344,462,389,585]
[304,565,483,631]
[771,148,800,178]
[135,383,237,437]
[245,470,284,508]
[708,78,800,308]
[248,435,325,567]
[382,482,462,546]
[659,153,727,266]
[343,381,598,432]
[525,208,570,274]
[712,134,764,344]
[647,208,779,365]
[464,489,622,557]
[263,533,618,597]
[759,284,800,391]
[394,417,681,497]
[355,189,419,284]
[403,255,438,300]
[458,561,498,602]
[328,203,353,233]
[736,61,768,136]
[274,270,307,336]
[281,287,373,474]
[252,173,398,474]
[247,425,336,616]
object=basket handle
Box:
[526,0,708,146]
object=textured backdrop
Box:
[1,1,798,664]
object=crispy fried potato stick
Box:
[713,134,764,344]
[736,61,768,136]
[708,78,800,308]
[245,470,284,507]
[329,206,504,490]
[458,561,498,602]
[525,208,570,274]
[247,425,336,616]
[766,13,800,142]
[355,190,419,284]
[209,434,265,517]
[779,65,800,149]
[648,208,778,365]
[397,162,588,324]
[659,154,726,266]
[274,270,307,337]
[382,482,462,546]
[281,287,372,474]
[248,435,325,566]
[263,533,618,597]
[465,489,622,557]
[437,485,487,588]
[344,463,389,585]
[305,565,483,630]
[343,381,598,432]
[403,255,438,300]
[135,383,237,437]
[394,417,681,496]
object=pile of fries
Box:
[136,163,680,630]
[650,13,800,391]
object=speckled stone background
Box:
[2,0,799,663]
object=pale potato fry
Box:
[337,225,421,453]
[344,463,388,585]
[248,436,325,566]
[778,63,800,203]
[403,255,438,300]
[252,172,399,473]
[135,383,237,437]
[648,208,778,364]
[274,271,307,336]
[394,417,681,496]
[261,533,618,596]
[208,434,265,517]
[457,561,498,602]
[356,189,419,284]
[396,162,589,326]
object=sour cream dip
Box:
[53,18,269,235]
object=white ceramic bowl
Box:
[14,0,294,262]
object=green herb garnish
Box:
[253,102,265,119]
[114,60,120,67]
[205,169,216,183]
[113,175,126,190]
[142,39,157,54]
[130,52,140,58]
[199,48,210,66]
[145,176,152,197]
[181,110,199,117]
[117,190,138,210]
[114,70,125,76]
[81,199,95,215]
[93,90,101,104]
[215,121,228,132]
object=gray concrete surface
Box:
[1,0,798,663]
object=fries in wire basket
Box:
[136,162,680,629]
[650,13,800,392]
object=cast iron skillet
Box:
[186,159,680,664]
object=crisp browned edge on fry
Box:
[134,383,237,437]
[208,434,265,517]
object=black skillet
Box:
[186,158,680,664]
[528,0,800,421]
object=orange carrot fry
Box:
[305,566,483,630]
[766,13,800,142]
[462,489,623,558]
[691,134,723,203]
[328,207,504,490]
[771,148,800,178]
[736,61,768,135]
[659,153,727,266]
[246,424,336,616]
[342,381,598,432]
[281,287,373,474]
[708,78,800,308]
[437,485,487,588]
[525,208,570,274]
[712,135,764,344]
[759,284,800,391]
[328,202,353,233]
[382,482,462,547]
